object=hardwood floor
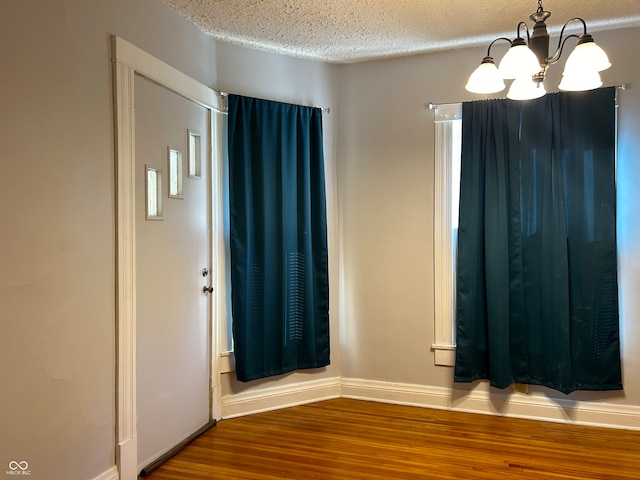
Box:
[145,398,640,479]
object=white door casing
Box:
[112,36,226,480]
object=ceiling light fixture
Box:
[465,0,611,100]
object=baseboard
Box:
[91,466,119,480]
[341,377,640,431]
[221,377,341,419]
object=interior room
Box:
[2,1,640,479]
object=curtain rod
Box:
[426,84,629,111]
[426,101,460,110]
[217,91,330,114]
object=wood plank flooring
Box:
[145,398,640,479]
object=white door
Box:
[135,74,211,471]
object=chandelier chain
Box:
[537,0,543,13]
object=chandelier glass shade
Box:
[558,69,602,92]
[465,1,611,100]
[465,58,505,94]
[507,76,547,100]
[499,42,541,80]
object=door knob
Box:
[202,286,213,295]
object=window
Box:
[145,165,163,220]
[432,103,462,366]
[188,130,202,178]
[213,107,236,374]
[168,147,183,198]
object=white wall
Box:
[337,27,640,411]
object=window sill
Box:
[432,344,456,367]
[220,351,235,374]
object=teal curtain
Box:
[227,94,330,382]
[454,87,622,394]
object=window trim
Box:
[432,103,462,367]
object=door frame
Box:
[112,36,225,480]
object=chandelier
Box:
[465,0,611,100]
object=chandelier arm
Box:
[561,17,588,36]
[516,21,531,42]
[487,37,513,57]
[547,17,587,64]
[547,32,580,65]
[467,2,612,99]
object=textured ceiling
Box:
[163,0,640,63]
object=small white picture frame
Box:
[187,130,201,178]
[145,165,163,220]
[168,147,183,199]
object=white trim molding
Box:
[221,377,341,419]
[341,378,640,431]
[113,46,138,480]
[114,37,219,111]
[91,466,119,480]
[219,351,235,374]
[432,103,462,367]
[430,344,456,367]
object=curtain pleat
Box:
[454,87,622,394]
[228,94,330,382]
